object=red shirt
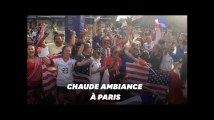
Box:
[169,72,187,104]
[27,58,42,86]
[27,61,35,77]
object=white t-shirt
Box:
[53,58,76,87]
[160,53,174,71]
[46,43,65,56]
[90,57,101,84]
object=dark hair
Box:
[27,44,34,48]
[58,33,65,37]
[54,33,61,40]
[94,45,103,53]
[59,45,71,54]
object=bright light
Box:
[116,16,130,21]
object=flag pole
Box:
[145,63,157,75]
[138,59,157,75]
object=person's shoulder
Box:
[46,43,55,47]
[52,57,61,64]
[55,57,62,61]
[69,58,76,61]
[69,58,76,62]
[56,44,65,49]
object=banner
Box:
[65,16,85,43]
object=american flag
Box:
[35,23,44,45]
[41,54,61,95]
[126,62,170,100]
[41,61,57,95]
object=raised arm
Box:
[36,33,49,47]
[77,43,84,56]
[69,30,76,48]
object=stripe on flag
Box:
[126,62,170,100]
[41,61,57,94]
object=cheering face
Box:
[103,41,110,48]
[95,51,102,59]
[84,43,92,54]
[62,47,71,59]
[168,46,175,53]
[61,35,65,42]
[86,47,92,54]
[116,37,122,45]
[54,36,63,47]
[27,45,35,57]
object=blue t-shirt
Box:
[170,46,184,62]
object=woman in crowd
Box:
[90,47,107,84]
[43,45,92,105]
[27,44,43,104]
[103,48,122,84]
[147,44,163,69]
